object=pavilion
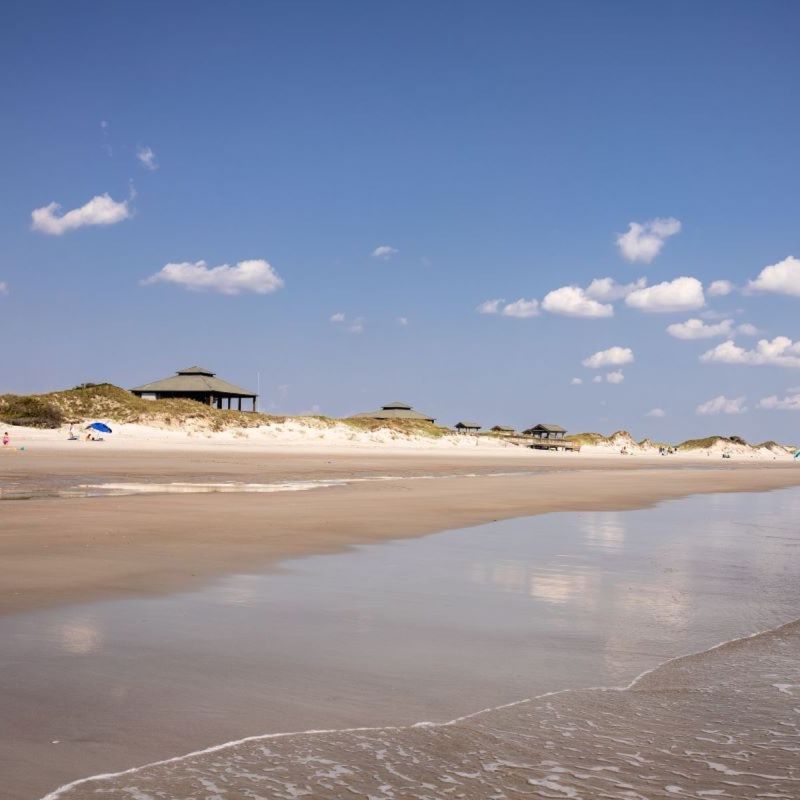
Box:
[131,366,257,411]
[454,421,481,434]
[350,400,435,423]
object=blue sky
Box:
[2,1,799,441]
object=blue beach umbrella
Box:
[86,422,112,434]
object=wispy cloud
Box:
[616,217,681,263]
[31,193,131,235]
[570,377,583,385]
[501,298,540,318]
[0,281,8,296]
[747,255,800,297]
[605,370,625,384]
[330,312,364,333]
[397,316,408,326]
[666,318,734,340]
[582,346,634,369]
[372,245,397,260]
[700,336,800,368]
[143,259,284,295]
[584,276,646,301]
[541,285,613,318]
[707,279,734,297]
[758,392,800,411]
[625,276,705,313]
[646,408,666,418]
[476,298,504,314]
[136,146,158,170]
[696,395,747,415]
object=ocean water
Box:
[2,488,799,799]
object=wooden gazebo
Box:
[454,421,481,434]
[131,366,257,411]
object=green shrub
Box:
[0,395,65,428]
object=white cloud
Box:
[666,318,734,340]
[582,346,634,369]
[592,375,603,383]
[758,392,800,411]
[330,312,346,323]
[625,276,705,313]
[0,281,7,295]
[700,336,800,369]
[707,279,734,297]
[136,146,158,170]
[570,377,583,385]
[31,193,131,235]
[348,317,364,334]
[747,256,800,297]
[605,370,624,384]
[397,316,408,326]
[501,298,540,318]
[372,245,398,260]
[616,217,681,263]
[737,323,759,336]
[696,395,747,415]
[646,408,666,418]
[584,276,646,301]
[541,285,613,318]
[143,259,284,295]
[477,298,504,314]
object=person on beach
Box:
[2,432,9,446]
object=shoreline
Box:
[40,613,800,800]
[2,451,799,617]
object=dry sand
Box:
[2,445,799,616]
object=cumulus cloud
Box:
[605,370,624,384]
[696,395,747,415]
[646,408,666,418]
[570,377,583,385]
[143,259,284,295]
[330,312,346,323]
[625,276,705,313]
[582,346,634,369]
[541,285,613,318]
[737,323,759,336]
[501,298,540,318]
[758,392,800,411]
[707,279,734,297]
[477,298,504,314]
[31,193,131,235]
[700,336,800,368]
[136,146,158,170]
[747,255,800,297]
[584,276,646,301]
[666,318,734,340]
[616,217,681,263]
[372,245,398,260]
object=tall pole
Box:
[256,371,260,413]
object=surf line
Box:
[39,615,800,800]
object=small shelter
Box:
[523,423,567,440]
[131,366,257,411]
[491,425,516,435]
[454,421,481,434]
[350,400,435,423]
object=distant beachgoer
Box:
[2,432,9,446]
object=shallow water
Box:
[2,489,800,798]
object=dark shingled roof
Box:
[491,425,516,433]
[350,400,435,423]
[132,367,255,396]
[455,421,481,429]
[523,423,567,434]
[382,401,413,410]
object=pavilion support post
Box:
[237,397,241,411]
[253,397,257,412]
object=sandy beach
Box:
[3,443,800,617]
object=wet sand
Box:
[1,450,799,616]
[3,488,800,799]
